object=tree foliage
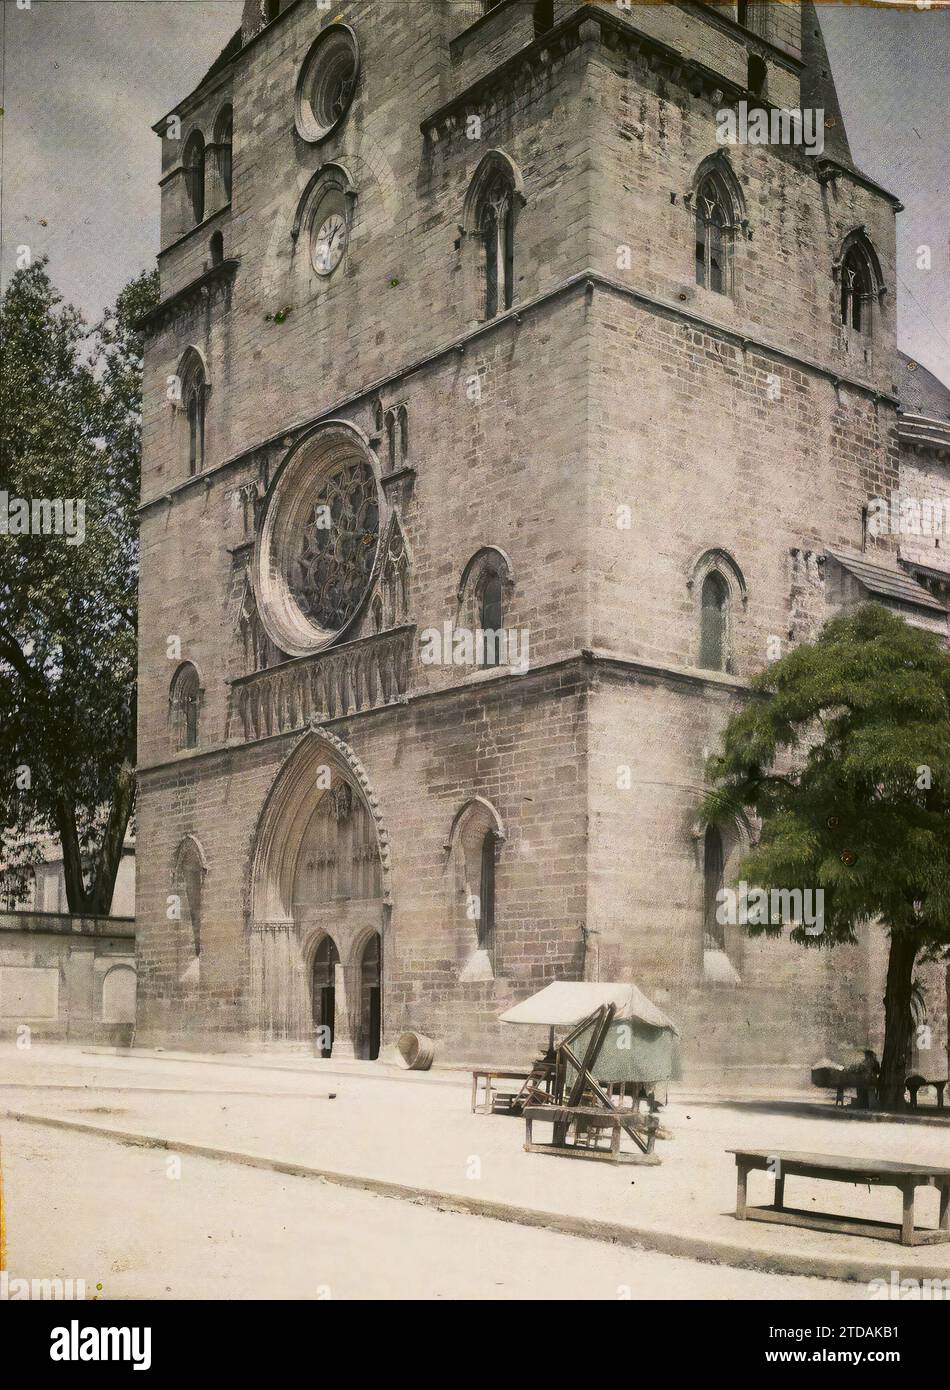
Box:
[0,259,159,914]
[701,603,950,1105]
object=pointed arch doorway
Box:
[294,780,385,1059]
[311,934,339,1058]
[249,729,391,1057]
[359,931,382,1061]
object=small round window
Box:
[295,24,360,144]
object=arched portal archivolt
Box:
[247,723,392,1052]
[250,722,392,922]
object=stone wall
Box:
[136,664,589,1059]
[135,2,945,1078]
[0,914,136,1044]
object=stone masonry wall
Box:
[587,672,883,1087]
[136,3,931,1077]
[136,665,589,1060]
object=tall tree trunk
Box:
[54,795,90,915]
[86,756,136,915]
[53,775,135,919]
[879,931,918,1110]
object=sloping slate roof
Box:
[498,981,678,1033]
[826,549,948,613]
[896,351,950,423]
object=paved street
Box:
[2,1042,948,1299]
[1,1121,866,1301]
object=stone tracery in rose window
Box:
[289,458,379,633]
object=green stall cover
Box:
[499,980,680,1086]
[565,1015,680,1086]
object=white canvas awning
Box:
[498,981,678,1035]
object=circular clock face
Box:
[312,212,347,277]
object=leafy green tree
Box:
[701,604,950,1108]
[0,259,159,914]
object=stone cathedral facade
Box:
[136,0,950,1081]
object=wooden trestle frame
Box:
[523,1003,660,1163]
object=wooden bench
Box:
[906,1077,947,1111]
[819,1073,947,1111]
[729,1149,950,1247]
[471,1068,532,1115]
[525,1104,660,1165]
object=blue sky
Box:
[1,1,947,381]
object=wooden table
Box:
[906,1077,947,1110]
[525,1105,660,1165]
[728,1149,950,1247]
[471,1068,531,1114]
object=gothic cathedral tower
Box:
[136,2,927,1080]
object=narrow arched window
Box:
[480,174,515,319]
[183,132,206,224]
[533,0,555,38]
[463,154,523,326]
[385,409,397,473]
[183,361,206,475]
[214,106,233,204]
[699,571,728,671]
[747,54,767,97]
[478,569,504,668]
[703,826,725,951]
[171,663,201,751]
[695,171,733,295]
[449,797,505,980]
[173,836,205,979]
[478,832,496,952]
[840,245,872,333]
[210,231,224,266]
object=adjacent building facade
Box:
[0,832,136,1042]
[135,0,949,1081]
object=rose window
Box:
[288,459,379,633]
[253,425,382,658]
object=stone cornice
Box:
[151,62,234,137]
[0,910,135,938]
[585,648,756,697]
[421,4,899,215]
[139,267,898,515]
[423,8,590,141]
[816,158,903,213]
[897,411,950,453]
[680,2,803,71]
[137,648,755,779]
[135,257,240,338]
[424,3,802,145]
[587,270,901,408]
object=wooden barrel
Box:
[396,1031,435,1070]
